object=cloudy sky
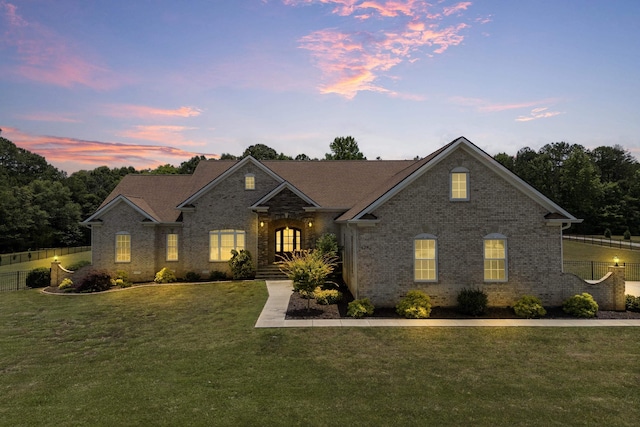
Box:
[1,0,639,173]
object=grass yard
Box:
[1,282,639,426]
[563,240,640,263]
[0,251,92,274]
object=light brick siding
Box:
[350,146,572,308]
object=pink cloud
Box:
[449,96,562,113]
[0,1,124,89]
[516,107,564,122]
[15,112,81,123]
[285,0,475,98]
[1,127,218,173]
[117,125,206,147]
[104,105,203,119]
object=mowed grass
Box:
[0,251,92,274]
[563,240,640,263]
[1,282,640,426]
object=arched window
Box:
[450,167,469,201]
[414,234,437,281]
[484,233,507,282]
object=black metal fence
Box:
[563,261,640,281]
[564,235,638,251]
[0,246,91,266]
[0,270,31,292]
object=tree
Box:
[242,144,279,160]
[178,155,207,174]
[0,134,65,186]
[325,136,366,160]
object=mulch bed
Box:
[285,289,640,320]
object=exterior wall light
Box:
[613,256,619,267]
[308,221,313,228]
[260,221,264,228]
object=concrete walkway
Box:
[255,280,640,328]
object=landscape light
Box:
[613,256,619,267]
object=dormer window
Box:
[245,174,255,190]
[450,167,469,201]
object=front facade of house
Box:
[83,137,591,307]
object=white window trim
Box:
[166,233,178,262]
[245,173,255,190]
[450,167,469,201]
[115,232,131,263]
[484,233,507,282]
[209,230,245,261]
[414,233,438,282]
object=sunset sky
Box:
[2,0,639,173]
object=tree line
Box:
[1,133,637,253]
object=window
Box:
[484,234,507,281]
[245,174,255,190]
[414,234,437,281]
[115,233,131,263]
[167,233,178,261]
[450,167,469,200]
[210,230,245,261]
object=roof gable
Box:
[82,194,159,224]
[251,181,319,209]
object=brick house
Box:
[82,136,608,308]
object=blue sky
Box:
[1,0,639,173]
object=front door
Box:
[275,227,301,257]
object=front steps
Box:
[256,264,288,280]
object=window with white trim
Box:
[210,230,245,261]
[450,167,469,200]
[414,234,437,281]
[115,232,131,263]
[245,174,255,190]
[167,233,178,261]
[484,234,507,281]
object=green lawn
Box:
[563,240,640,263]
[0,251,92,274]
[1,282,639,426]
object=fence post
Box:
[591,261,594,280]
[16,271,20,291]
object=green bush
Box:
[58,278,73,290]
[278,250,338,310]
[154,267,177,284]
[604,228,612,238]
[563,293,599,318]
[625,294,640,312]
[26,267,50,288]
[513,295,547,318]
[623,229,631,240]
[209,270,229,281]
[316,233,339,257]
[347,298,375,318]
[75,271,112,293]
[229,249,254,280]
[111,270,132,287]
[185,271,202,282]
[457,288,488,316]
[314,288,343,305]
[66,260,91,271]
[396,290,432,319]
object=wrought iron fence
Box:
[0,270,30,292]
[563,261,639,281]
[564,235,638,251]
[0,246,91,266]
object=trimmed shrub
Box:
[75,271,112,293]
[347,298,375,318]
[457,288,488,316]
[185,271,202,282]
[209,270,229,281]
[278,250,338,310]
[111,270,132,287]
[623,229,631,240]
[513,295,547,318]
[154,267,177,284]
[314,288,343,305]
[229,249,254,280]
[396,290,432,319]
[604,228,612,238]
[316,233,339,257]
[625,294,640,312]
[58,278,73,290]
[563,293,599,318]
[26,267,50,288]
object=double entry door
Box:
[275,227,301,257]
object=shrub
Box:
[278,250,338,310]
[154,267,177,284]
[58,278,73,290]
[110,278,126,288]
[316,233,339,257]
[66,260,91,271]
[229,249,254,280]
[209,270,229,281]
[604,228,612,238]
[563,293,599,318]
[185,271,202,282]
[623,229,631,240]
[75,271,112,293]
[347,298,375,318]
[26,267,50,288]
[457,288,488,316]
[396,290,432,319]
[625,294,640,312]
[111,270,132,287]
[513,295,547,318]
[314,288,343,305]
